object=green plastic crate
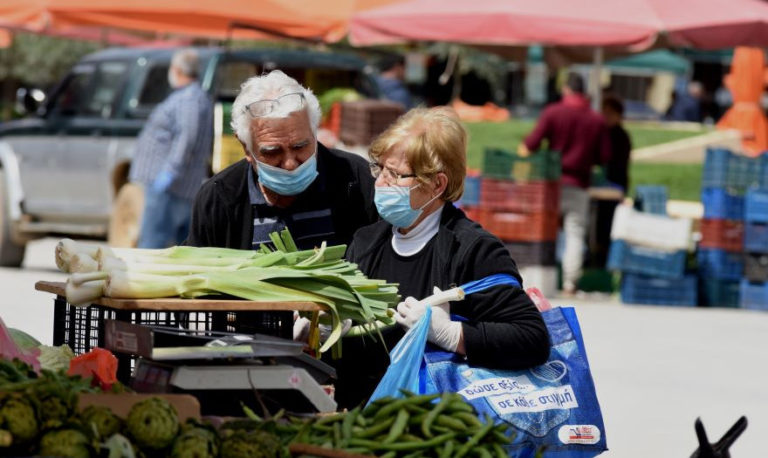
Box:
[481,148,561,181]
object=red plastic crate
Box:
[468,208,558,242]
[700,219,744,253]
[479,179,560,214]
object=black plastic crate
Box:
[699,277,740,308]
[504,241,556,266]
[52,297,292,381]
[745,254,768,282]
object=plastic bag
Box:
[366,307,432,404]
[420,307,607,457]
[68,348,119,391]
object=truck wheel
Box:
[0,169,26,267]
[108,183,144,248]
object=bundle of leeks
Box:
[54,230,398,356]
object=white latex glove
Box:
[394,287,462,352]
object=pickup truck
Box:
[0,46,378,266]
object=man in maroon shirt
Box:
[520,73,610,295]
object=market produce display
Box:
[54,230,400,355]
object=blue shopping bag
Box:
[420,306,607,457]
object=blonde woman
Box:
[333,107,550,408]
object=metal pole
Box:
[592,46,604,111]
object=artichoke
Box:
[170,424,219,458]
[219,429,281,458]
[0,394,39,444]
[80,405,122,439]
[38,428,92,458]
[126,397,179,450]
[39,394,75,429]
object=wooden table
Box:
[36,280,326,381]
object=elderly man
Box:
[186,70,377,334]
[130,49,213,248]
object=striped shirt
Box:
[129,82,213,200]
[247,167,336,251]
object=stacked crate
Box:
[607,202,696,306]
[742,188,768,310]
[698,148,768,309]
[461,148,561,297]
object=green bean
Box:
[349,432,455,451]
[455,417,495,458]
[447,400,476,413]
[474,446,493,458]
[455,412,483,428]
[421,395,451,437]
[492,429,513,444]
[379,452,397,458]
[357,416,395,438]
[399,434,423,442]
[439,439,455,458]
[491,442,508,458]
[382,409,410,444]
[333,422,342,448]
[341,407,360,445]
[316,412,345,425]
[435,415,468,431]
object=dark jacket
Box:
[186,143,377,249]
[333,203,550,408]
[524,94,610,188]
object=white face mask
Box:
[168,69,181,89]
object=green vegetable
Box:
[39,428,92,458]
[0,394,38,445]
[220,429,281,458]
[126,397,179,450]
[81,405,122,440]
[38,344,75,372]
[170,423,220,458]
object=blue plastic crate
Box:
[697,249,744,280]
[702,148,731,189]
[621,273,698,306]
[727,154,763,190]
[739,279,768,311]
[634,185,668,215]
[701,188,744,220]
[761,154,768,189]
[607,240,686,278]
[745,189,768,223]
[699,277,740,308]
[744,223,768,253]
[461,175,481,207]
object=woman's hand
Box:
[395,287,463,353]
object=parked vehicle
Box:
[0,46,378,266]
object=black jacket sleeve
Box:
[453,234,550,370]
[185,181,223,248]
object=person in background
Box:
[666,80,703,122]
[333,107,550,408]
[130,49,213,248]
[519,73,610,296]
[185,70,378,334]
[602,94,631,192]
[375,54,414,110]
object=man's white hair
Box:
[171,49,200,78]
[231,70,322,154]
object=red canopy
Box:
[350,0,768,49]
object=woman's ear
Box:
[434,172,449,197]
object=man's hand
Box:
[394,287,462,352]
[517,143,531,158]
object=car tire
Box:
[0,168,26,267]
[107,183,144,248]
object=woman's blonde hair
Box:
[369,107,467,202]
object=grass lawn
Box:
[464,120,707,201]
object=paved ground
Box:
[2,238,766,457]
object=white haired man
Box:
[185,70,377,334]
[130,48,213,248]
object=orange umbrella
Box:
[0,0,404,43]
[717,47,768,156]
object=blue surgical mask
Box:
[254,153,318,196]
[374,184,441,228]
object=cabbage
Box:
[38,344,75,372]
[8,328,41,350]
